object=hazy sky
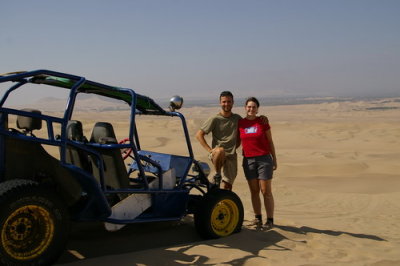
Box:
[1,0,399,102]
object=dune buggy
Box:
[0,70,244,265]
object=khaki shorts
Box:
[209,152,237,185]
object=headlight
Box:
[169,95,183,111]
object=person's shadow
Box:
[174,223,387,265]
[57,219,386,265]
[274,224,386,241]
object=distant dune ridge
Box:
[18,95,400,113]
[33,95,131,112]
[53,97,400,265]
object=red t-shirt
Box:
[238,117,271,157]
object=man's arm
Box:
[196,129,212,153]
[235,127,241,149]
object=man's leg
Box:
[211,147,226,174]
[210,147,226,185]
[222,154,237,191]
[222,180,232,190]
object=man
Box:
[195,91,242,190]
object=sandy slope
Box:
[58,98,400,266]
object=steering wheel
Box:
[119,138,133,160]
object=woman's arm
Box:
[265,129,277,170]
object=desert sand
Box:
[58,98,400,266]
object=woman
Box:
[238,97,277,230]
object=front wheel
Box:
[0,179,70,266]
[194,189,244,239]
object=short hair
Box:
[220,91,234,100]
[245,97,260,108]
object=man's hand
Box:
[259,115,269,124]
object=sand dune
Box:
[58,98,400,265]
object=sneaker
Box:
[263,220,274,231]
[213,173,221,185]
[247,219,262,230]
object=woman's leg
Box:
[260,179,274,219]
[247,178,261,216]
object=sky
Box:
[1,0,400,102]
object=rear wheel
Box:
[194,189,243,239]
[0,179,70,266]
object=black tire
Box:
[0,179,70,266]
[194,189,244,239]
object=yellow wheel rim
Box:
[1,205,55,260]
[210,199,239,237]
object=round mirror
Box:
[169,95,183,111]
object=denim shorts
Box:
[242,154,273,180]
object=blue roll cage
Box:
[0,70,200,223]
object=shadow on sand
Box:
[57,219,386,265]
[274,224,386,242]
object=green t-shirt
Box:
[200,113,242,155]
